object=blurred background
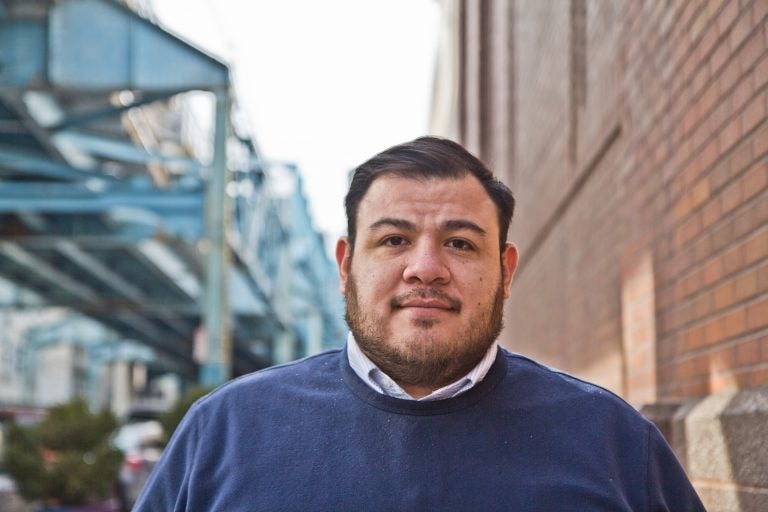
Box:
[0,0,765,511]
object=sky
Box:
[151,0,441,251]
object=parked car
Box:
[113,404,166,511]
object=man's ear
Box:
[501,242,519,299]
[336,236,352,294]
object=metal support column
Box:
[200,88,231,386]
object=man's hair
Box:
[344,136,515,251]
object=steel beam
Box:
[0,242,97,301]
[48,92,179,131]
[55,130,203,170]
[0,146,107,181]
[200,88,231,386]
[0,181,204,214]
[49,0,228,92]
[55,240,145,300]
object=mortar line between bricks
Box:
[666,183,768,263]
[660,288,768,341]
[662,221,768,303]
[657,312,768,369]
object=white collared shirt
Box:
[346,332,498,401]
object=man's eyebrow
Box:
[442,219,487,236]
[368,218,416,231]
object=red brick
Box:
[680,214,704,247]
[706,0,728,20]
[728,9,752,51]
[760,260,768,287]
[705,315,726,345]
[741,90,767,134]
[694,293,714,319]
[700,21,720,60]
[711,160,732,190]
[731,71,754,112]
[689,5,709,47]
[744,229,768,264]
[756,50,768,87]
[713,220,735,251]
[695,233,716,263]
[742,161,768,200]
[717,0,740,36]
[713,280,736,310]
[736,338,761,366]
[751,365,768,387]
[739,30,766,74]
[724,307,747,337]
[719,116,743,152]
[691,178,711,208]
[711,343,737,370]
[680,2,699,32]
[754,0,768,26]
[754,123,768,157]
[734,266,760,301]
[721,178,743,214]
[701,197,722,228]
[747,296,768,330]
[718,57,742,94]
[703,256,724,286]
[730,138,755,179]
[722,242,746,274]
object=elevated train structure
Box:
[0,0,345,404]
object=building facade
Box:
[432,1,767,509]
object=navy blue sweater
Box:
[134,348,705,511]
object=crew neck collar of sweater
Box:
[339,343,509,416]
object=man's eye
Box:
[384,236,407,246]
[447,239,473,250]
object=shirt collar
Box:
[346,332,498,401]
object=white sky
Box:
[151,0,440,251]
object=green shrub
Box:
[5,399,123,506]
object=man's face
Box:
[336,174,518,396]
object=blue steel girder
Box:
[52,131,204,171]
[0,181,204,215]
[0,0,229,93]
[48,91,179,131]
[0,145,119,181]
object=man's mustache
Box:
[390,288,462,312]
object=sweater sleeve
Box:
[132,402,201,512]
[645,422,707,512]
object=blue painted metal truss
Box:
[0,0,345,387]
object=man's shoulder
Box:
[197,349,344,407]
[499,349,645,420]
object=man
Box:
[135,137,705,511]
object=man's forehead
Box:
[357,174,499,232]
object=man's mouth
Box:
[390,289,462,312]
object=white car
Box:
[113,418,164,511]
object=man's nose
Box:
[402,242,450,285]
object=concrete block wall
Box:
[444,0,767,508]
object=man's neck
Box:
[400,384,436,400]
[346,333,498,401]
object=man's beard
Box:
[345,271,504,391]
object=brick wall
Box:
[443,0,768,508]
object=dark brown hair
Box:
[344,136,515,251]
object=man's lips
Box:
[390,289,461,312]
[399,298,453,309]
